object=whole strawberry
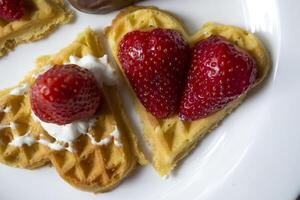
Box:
[118,28,190,118]
[179,35,257,121]
[0,0,25,21]
[30,64,101,125]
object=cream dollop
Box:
[111,128,122,147]
[32,66,51,79]
[38,138,70,151]
[0,106,11,113]
[31,112,91,145]
[30,113,123,152]
[68,55,118,86]
[0,122,16,131]
[29,54,119,144]
[8,131,72,152]
[9,84,29,96]
[9,133,35,147]
[7,54,122,152]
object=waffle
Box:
[0,0,73,57]
[105,7,271,176]
[0,28,146,192]
[0,87,51,168]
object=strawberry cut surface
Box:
[179,35,257,121]
[30,64,101,125]
[0,0,25,21]
[118,28,190,118]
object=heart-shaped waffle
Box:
[105,6,271,176]
[0,0,72,57]
[0,28,146,192]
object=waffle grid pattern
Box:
[105,7,270,176]
[0,28,140,192]
[0,0,73,57]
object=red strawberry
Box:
[179,35,257,121]
[118,28,190,118]
[30,64,101,125]
[0,0,25,21]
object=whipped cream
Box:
[111,128,122,147]
[9,133,35,147]
[8,131,72,152]
[7,54,122,152]
[87,133,112,146]
[68,55,118,86]
[31,112,122,152]
[38,138,69,151]
[8,124,123,152]
[86,127,122,147]
[32,112,91,144]
[9,84,29,96]
[0,106,11,113]
[32,66,51,79]
[0,122,16,131]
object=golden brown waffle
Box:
[0,86,51,168]
[37,28,146,192]
[0,28,146,192]
[0,0,73,57]
[105,6,271,176]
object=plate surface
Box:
[0,0,300,199]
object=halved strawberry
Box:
[30,64,101,125]
[0,0,25,21]
[179,35,257,121]
[118,28,190,118]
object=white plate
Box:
[0,0,300,199]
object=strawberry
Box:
[30,64,101,125]
[179,35,257,121]
[0,0,25,21]
[118,28,190,118]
